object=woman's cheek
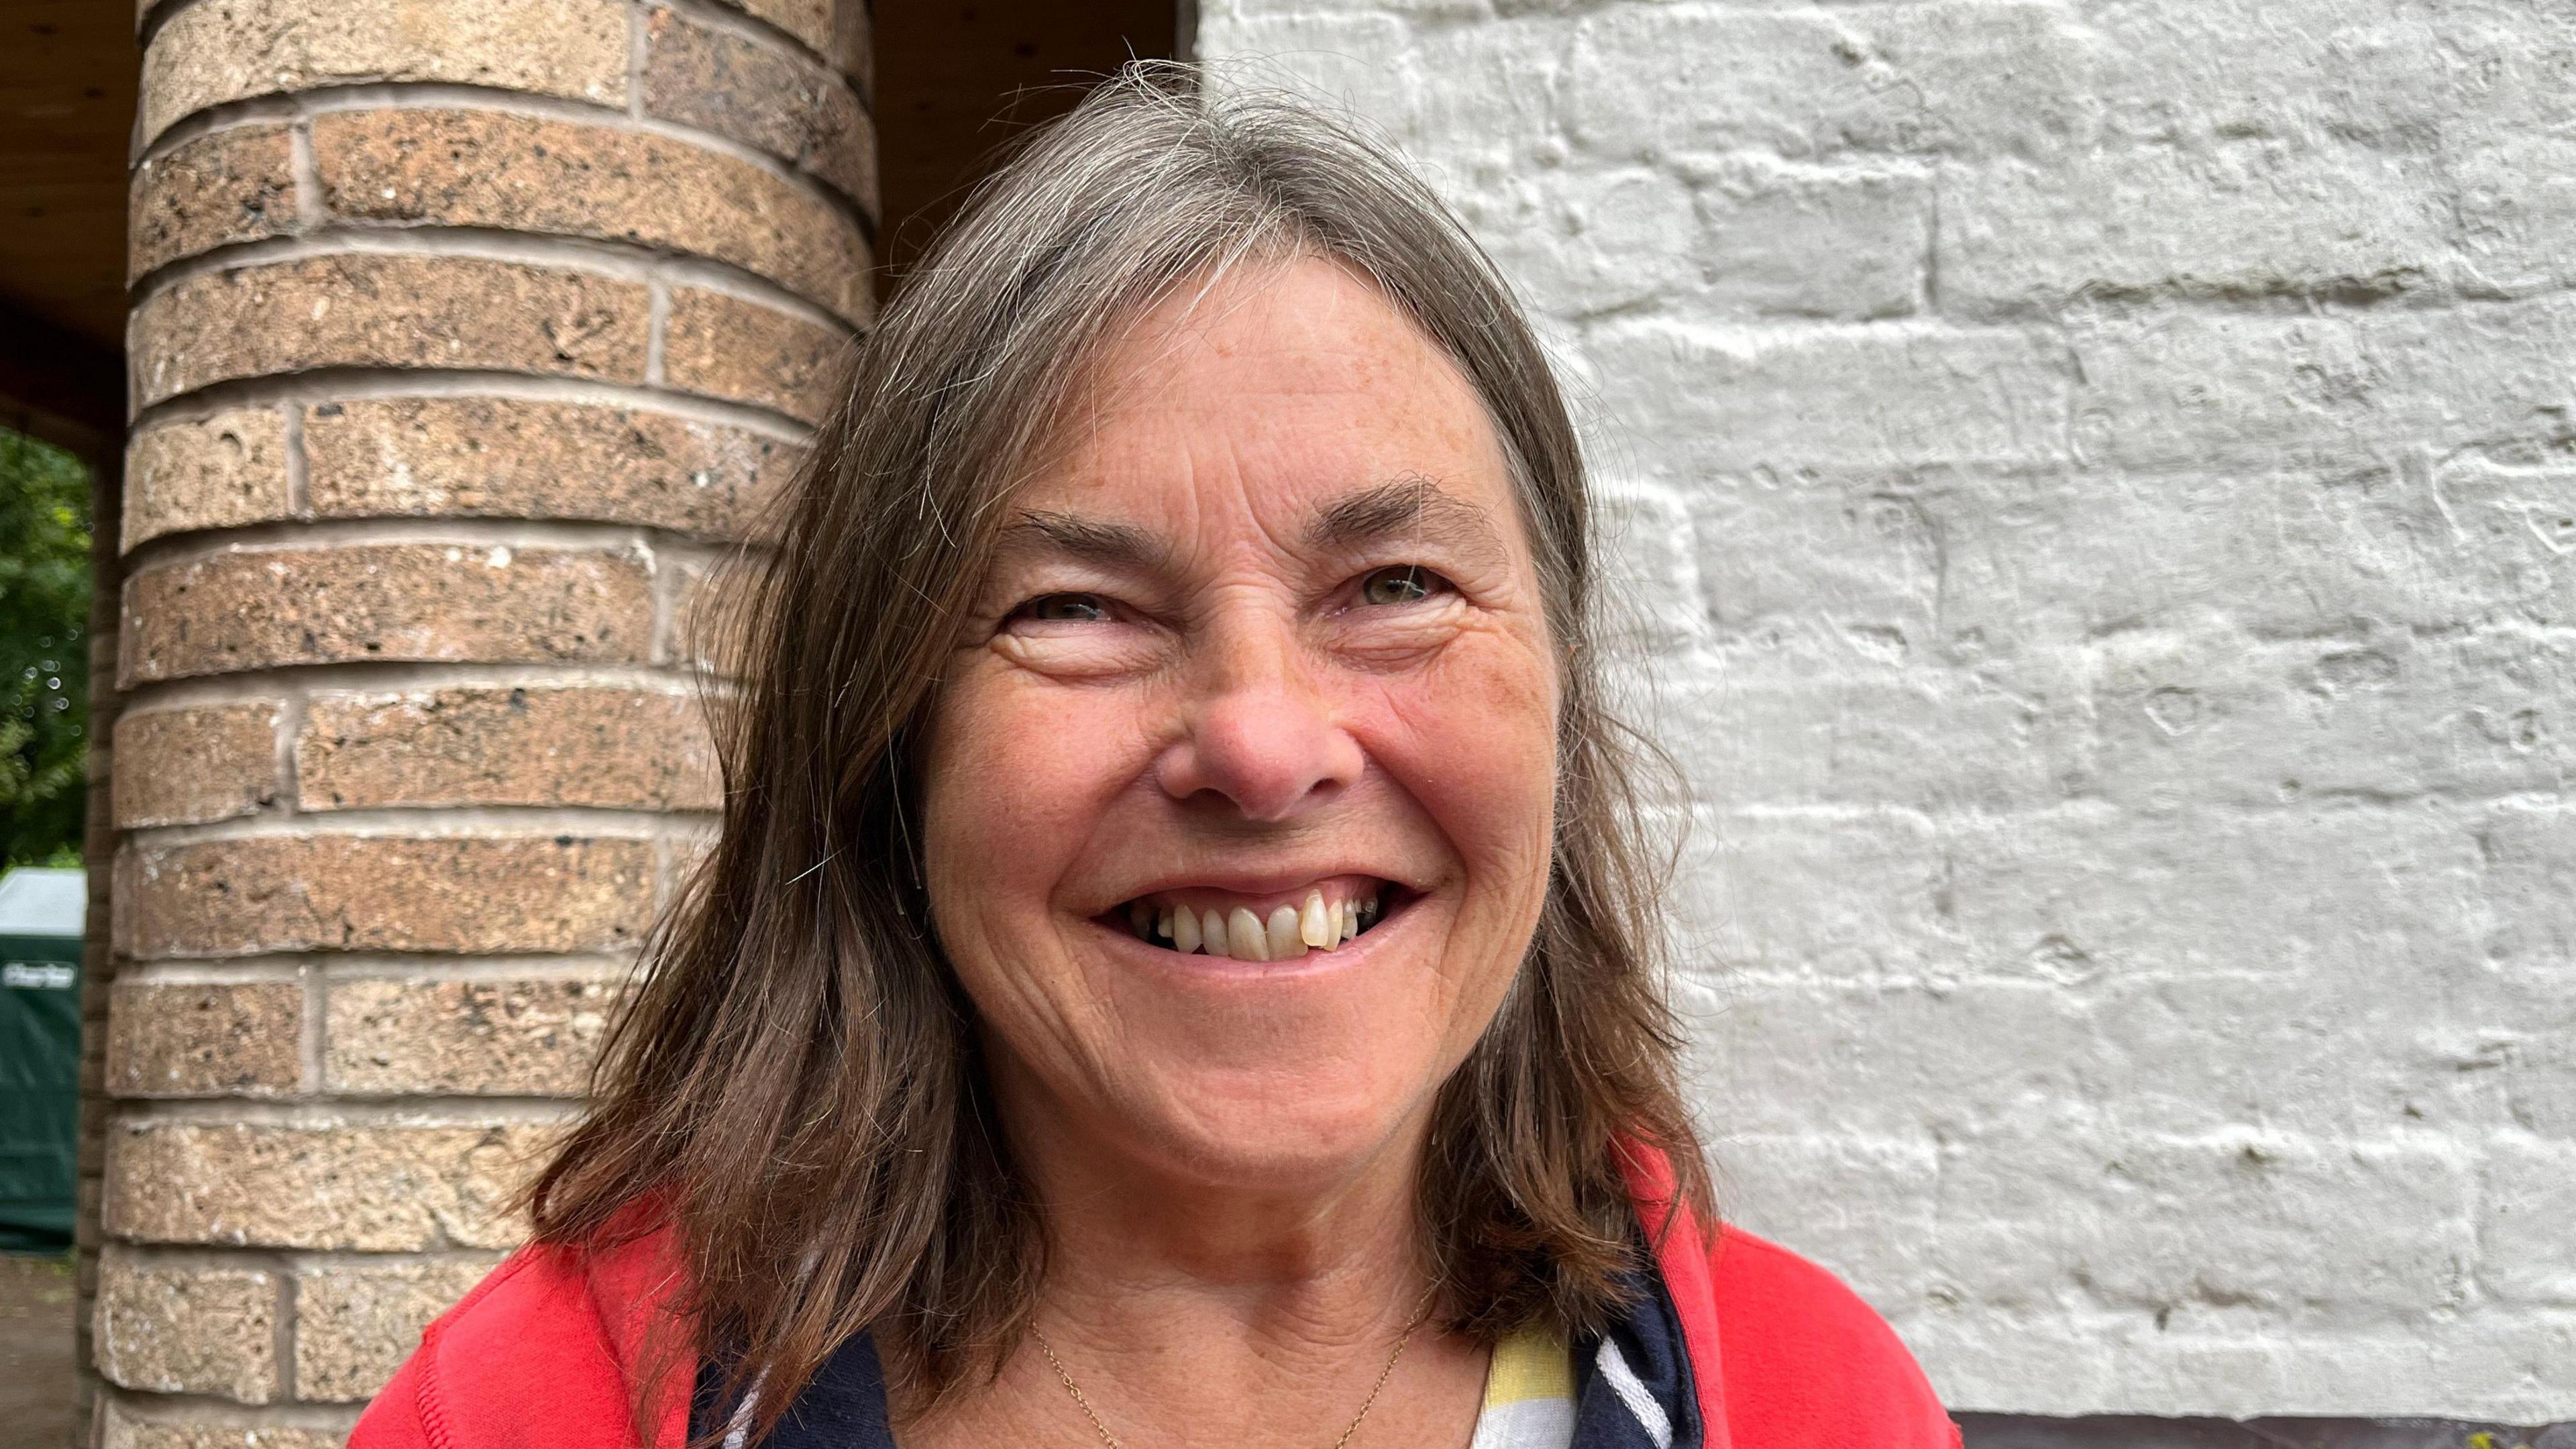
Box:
[1377,647,1558,873]
[944,672,1154,869]
[926,676,1083,905]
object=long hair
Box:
[524,60,1711,1442]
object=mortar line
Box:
[274,683,305,819]
[646,280,672,386]
[122,803,711,846]
[274,1263,300,1405]
[97,1382,362,1432]
[655,0,848,75]
[115,955,640,985]
[119,513,668,572]
[128,367,817,443]
[627,1,649,121]
[298,960,326,1098]
[286,119,327,232]
[119,664,739,714]
[113,1095,586,1125]
[279,399,310,517]
[129,223,861,335]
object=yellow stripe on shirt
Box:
[1470,1318,1576,1449]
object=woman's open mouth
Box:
[1099,874,1405,961]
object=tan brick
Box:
[713,0,839,64]
[105,982,303,1097]
[314,109,870,326]
[298,686,719,812]
[141,0,628,145]
[119,543,654,686]
[663,288,849,424]
[101,1404,345,1449]
[117,835,655,958]
[131,255,650,408]
[129,124,296,280]
[326,975,619,1095]
[643,8,877,215]
[656,828,720,916]
[105,1119,549,1250]
[295,1257,498,1401]
[303,396,798,537]
[123,409,292,550]
[111,703,280,828]
[95,1253,278,1403]
[667,553,764,675]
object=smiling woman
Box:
[351,62,1958,1449]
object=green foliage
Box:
[0,428,92,867]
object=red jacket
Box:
[353,1147,1959,1449]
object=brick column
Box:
[89,1,872,1442]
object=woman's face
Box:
[921,255,1559,1196]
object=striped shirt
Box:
[1469,1319,1576,1449]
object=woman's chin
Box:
[1103,1067,1433,1195]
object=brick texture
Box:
[324,975,620,1095]
[111,703,280,828]
[100,1406,345,1449]
[101,0,843,1432]
[105,982,303,1097]
[297,686,718,811]
[140,0,629,145]
[667,553,761,674]
[128,125,297,279]
[119,543,655,685]
[123,409,292,550]
[1203,0,2576,1425]
[131,256,652,408]
[710,0,854,70]
[311,108,870,325]
[663,286,851,423]
[643,6,877,213]
[95,1254,280,1403]
[294,1258,501,1401]
[301,397,798,537]
[117,835,654,957]
[105,1120,550,1251]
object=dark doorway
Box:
[872,2,1189,286]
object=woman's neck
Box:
[894,1065,1489,1449]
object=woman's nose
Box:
[1152,622,1363,822]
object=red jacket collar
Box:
[358,1142,1958,1449]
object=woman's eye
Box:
[1358,566,1448,606]
[1014,593,1111,623]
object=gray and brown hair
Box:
[526,60,1711,1440]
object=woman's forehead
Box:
[1017,256,1519,528]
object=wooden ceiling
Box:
[0,0,136,457]
[873,1,1181,283]
[0,1,1179,456]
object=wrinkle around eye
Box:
[988,620,1171,680]
[1321,592,1477,671]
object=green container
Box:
[0,867,84,1252]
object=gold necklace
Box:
[1027,1285,1440,1449]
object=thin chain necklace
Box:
[1027,1283,1441,1449]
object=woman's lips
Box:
[1105,874,1397,962]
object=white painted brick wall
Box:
[1201,0,2576,1421]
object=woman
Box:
[354,65,1957,1449]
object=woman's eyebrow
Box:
[1306,474,1508,567]
[1000,510,1169,571]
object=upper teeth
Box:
[1127,886,1384,960]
